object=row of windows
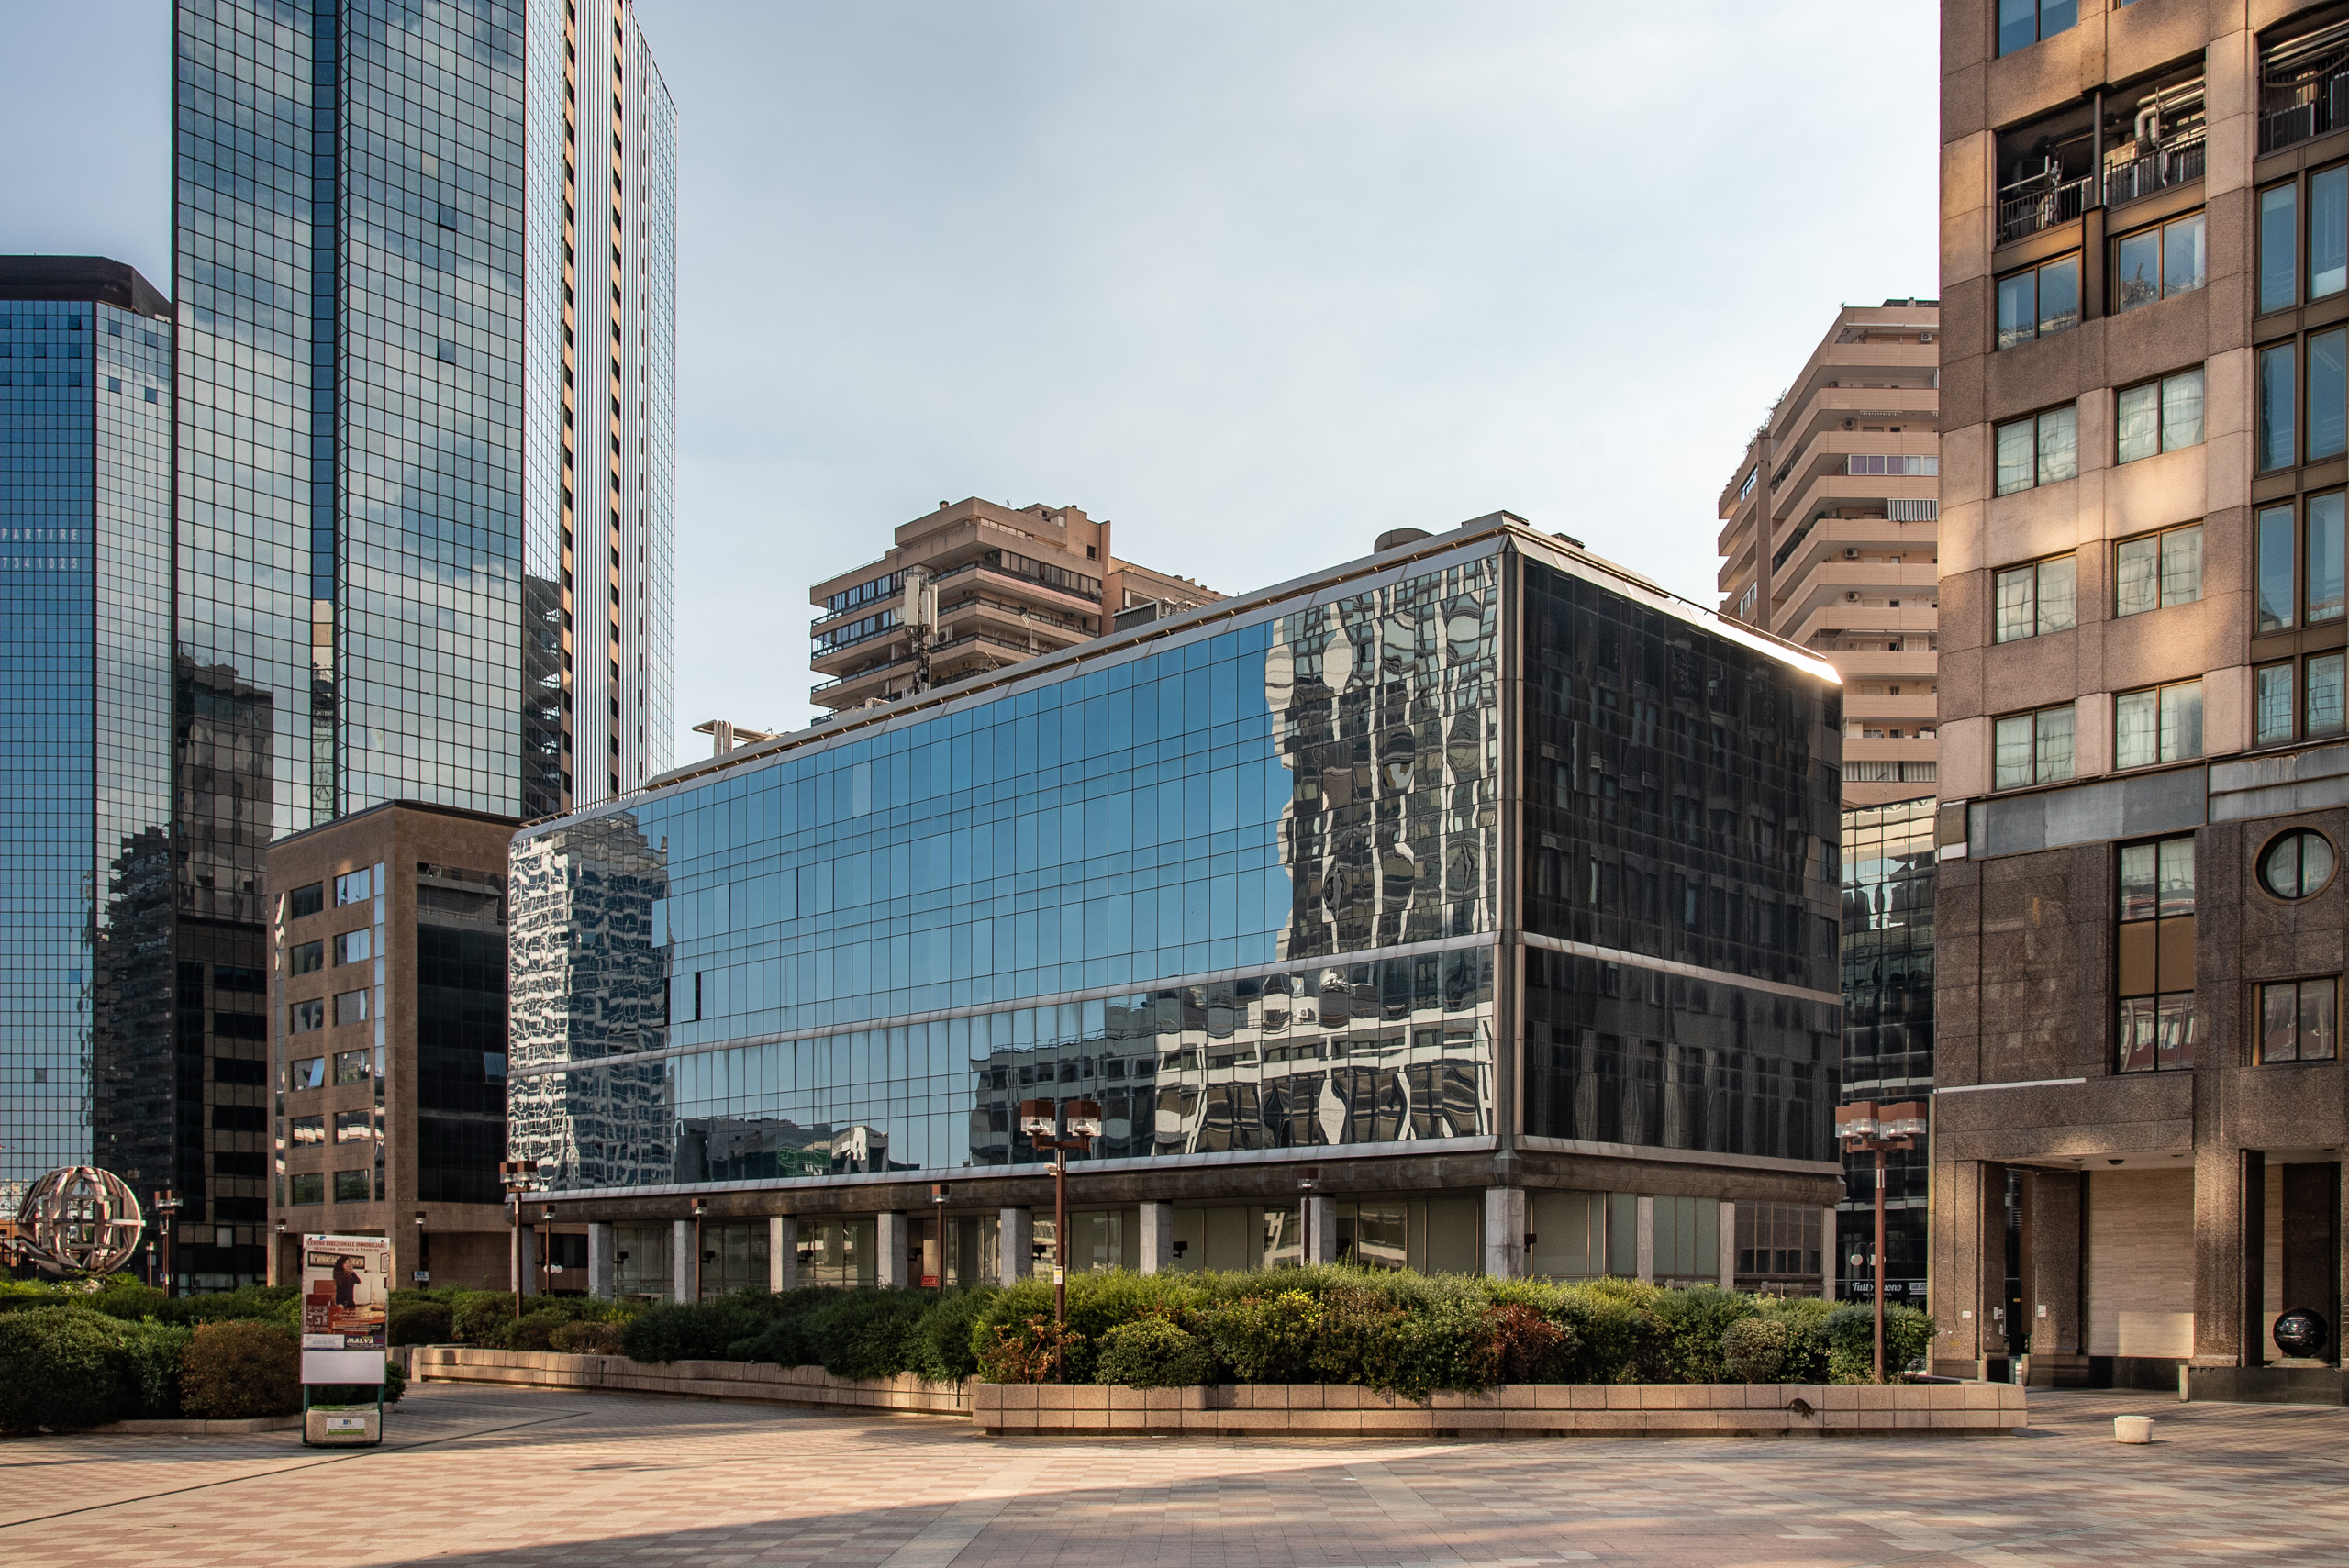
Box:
[1992,524,2201,643]
[1994,368,2204,495]
[1995,213,2205,351]
[1993,680,2204,789]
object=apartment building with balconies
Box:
[807,499,1219,712]
[1719,302,1943,806]
[1936,0,2349,1400]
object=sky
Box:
[0,0,1940,757]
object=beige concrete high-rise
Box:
[1718,302,1943,807]
[807,499,1219,712]
[1935,0,2349,1398]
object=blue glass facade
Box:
[510,526,1846,1273]
[0,273,175,1214]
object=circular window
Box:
[2259,828,2338,901]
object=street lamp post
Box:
[152,1190,182,1298]
[414,1209,429,1286]
[499,1159,541,1318]
[541,1204,558,1296]
[1019,1098,1101,1379]
[1297,1166,1322,1267]
[690,1198,707,1302]
[1833,1101,1926,1383]
[930,1183,951,1294]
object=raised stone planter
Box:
[973,1380,2027,1438]
[409,1346,969,1416]
[88,1414,302,1435]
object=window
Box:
[290,998,325,1033]
[2318,328,2349,462]
[334,1170,372,1202]
[1994,555,2077,641]
[334,1048,373,1084]
[1994,704,2076,789]
[2255,495,2346,630]
[333,989,370,1026]
[1842,454,1939,476]
[289,940,324,975]
[2114,681,2202,769]
[1996,255,2081,349]
[334,868,373,906]
[2116,369,2205,462]
[2113,213,2207,312]
[334,929,372,966]
[2261,342,2299,470]
[288,883,323,919]
[1999,0,2076,56]
[334,1109,373,1144]
[291,1173,325,1206]
[291,1056,325,1090]
[2253,656,2349,743]
[2259,979,2338,1063]
[2258,166,2348,314]
[2259,828,2338,900]
[291,1114,325,1146]
[2117,836,2195,1073]
[1995,406,2077,495]
[2114,524,2203,617]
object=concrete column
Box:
[1717,1201,1737,1290]
[999,1207,1033,1281]
[587,1221,616,1299]
[2242,1150,2268,1368]
[1483,1187,1527,1279]
[1303,1195,1337,1265]
[519,1225,541,1298]
[770,1216,797,1293]
[672,1218,694,1304]
[1929,1158,2005,1375]
[1820,1206,1838,1301]
[1634,1195,1655,1283]
[876,1211,909,1288]
[1137,1202,1174,1275]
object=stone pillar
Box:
[671,1218,694,1304]
[1484,1187,1527,1279]
[1634,1195,1655,1283]
[1303,1195,1337,1264]
[1930,1158,2005,1376]
[1820,1206,1838,1301]
[770,1216,797,1293]
[587,1221,617,1299]
[1138,1201,1174,1275]
[2242,1150,2268,1369]
[999,1207,1033,1281]
[876,1211,909,1288]
[1717,1201,1737,1290]
[2021,1170,2086,1385]
[519,1224,541,1298]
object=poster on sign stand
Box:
[299,1234,391,1447]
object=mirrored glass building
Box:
[0,259,175,1219]
[512,516,1851,1296]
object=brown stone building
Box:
[1937,0,2349,1396]
[1718,302,1943,808]
[264,803,529,1293]
[807,498,1219,711]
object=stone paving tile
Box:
[6,1385,2349,1566]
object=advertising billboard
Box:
[301,1233,391,1350]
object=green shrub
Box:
[550,1318,625,1354]
[1720,1316,1788,1382]
[388,1300,453,1346]
[1642,1287,1760,1385]
[975,1314,1085,1383]
[1094,1317,1213,1387]
[1824,1302,1936,1382]
[155,1284,300,1330]
[178,1320,299,1419]
[805,1289,930,1380]
[86,1282,170,1322]
[1203,1290,1319,1383]
[451,1291,521,1346]
[507,1307,572,1351]
[908,1288,995,1382]
[620,1291,781,1363]
[0,1307,165,1430]
[1756,1296,1832,1381]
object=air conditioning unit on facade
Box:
[1844,548,1860,559]
[1845,591,1861,602]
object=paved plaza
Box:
[6,1384,2349,1567]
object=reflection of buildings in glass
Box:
[678,1116,892,1181]
[1836,795,1934,1304]
[507,811,670,1189]
[1269,559,1498,961]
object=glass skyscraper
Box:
[1836,795,1935,1307]
[509,517,1850,1295]
[49,1,676,1285]
[0,259,175,1216]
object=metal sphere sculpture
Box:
[14,1166,145,1277]
[2275,1308,2330,1359]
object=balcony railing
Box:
[2103,132,2205,207]
[2262,22,2349,155]
[1997,165,2092,245]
